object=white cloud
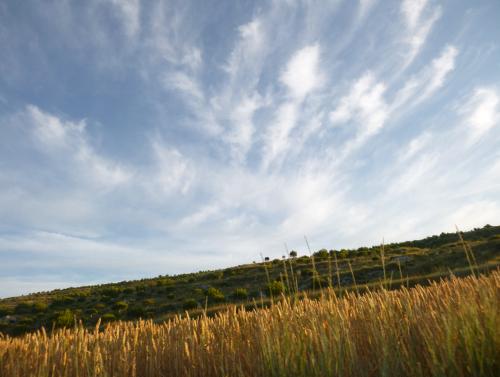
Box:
[392,45,459,110]
[460,87,500,142]
[278,173,340,236]
[164,71,204,100]
[26,105,131,188]
[28,105,85,147]
[76,145,131,187]
[108,0,141,39]
[448,201,500,231]
[330,72,389,140]
[262,102,299,170]
[421,45,458,99]
[399,131,432,161]
[400,0,442,68]
[177,204,220,229]
[225,19,265,80]
[213,18,270,162]
[150,141,194,196]
[389,153,438,194]
[225,93,264,161]
[358,0,377,22]
[401,0,428,30]
[261,43,325,169]
[280,44,322,100]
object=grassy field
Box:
[0,224,499,337]
[0,271,498,377]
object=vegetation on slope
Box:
[1,271,498,377]
[0,224,499,337]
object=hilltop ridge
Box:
[1,224,499,336]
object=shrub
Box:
[94,303,106,311]
[33,302,48,313]
[101,313,116,322]
[207,287,225,302]
[313,249,329,259]
[127,305,145,318]
[233,288,248,300]
[156,278,175,287]
[207,271,223,280]
[56,309,74,327]
[143,298,156,307]
[358,247,370,256]
[182,299,198,311]
[266,281,285,296]
[100,295,113,304]
[223,269,236,277]
[50,296,74,308]
[135,285,148,294]
[193,288,204,295]
[113,301,128,312]
[310,276,327,290]
[71,291,90,302]
[159,304,176,313]
[14,302,33,314]
[297,256,310,263]
[0,305,13,316]
[123,287,134,294]
[100,287,122,298]
[85,308,98,317]
[300,268,314,277]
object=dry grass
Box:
[1,271,498,377]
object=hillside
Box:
[1,271,498,377]
[1,224,499,337]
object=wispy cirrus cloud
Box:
[263,43,323,170]
[1,0,500,297]
[392,45,458,110]
[108,0,141,39]
[25,105,132,189]
[400,0,442,68]
[460,87,500,143]
[330,72,388,138]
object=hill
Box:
[0,224,499,337]
[1,271,498,376]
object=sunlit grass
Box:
[1,270,498,377]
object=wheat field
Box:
[1,271,498,377]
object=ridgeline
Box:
[1,224,499,337]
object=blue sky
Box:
[1,0,499,298]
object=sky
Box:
[0,0,499,298]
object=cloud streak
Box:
[0,0,499,297]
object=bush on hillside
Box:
[113,301,128,312]
[182,299,198,311]
[127,305,145,318]
[101,313,116,322]
[100,287,122,298]
[232,288,248,300]
[50,296,75,308]
[33,302,48,313]
[266,281,285,296]
[313,249,329,259]
[207,287,225,302]
[143,298,156,307]
[56,309,74,327]
[14,302,34,314]
[0,305,13,316]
